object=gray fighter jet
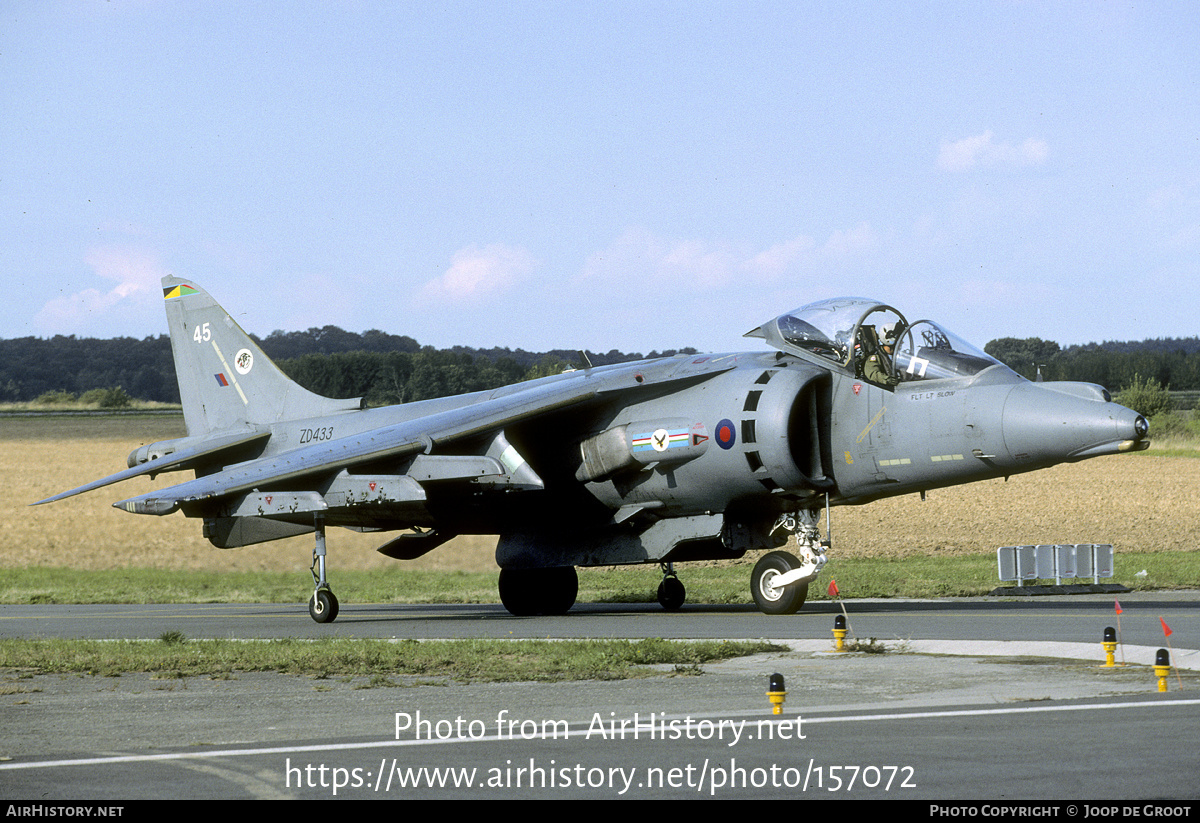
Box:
[37,278,1150,622]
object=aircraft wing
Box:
[33,428,271,506]
[112,358,730,516]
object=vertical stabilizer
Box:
[162,276,362,436]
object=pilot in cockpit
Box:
[860,323,900,387]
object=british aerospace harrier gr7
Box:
[37,278,1150,622]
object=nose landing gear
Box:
[750,509,828,615]
[750,551,809,615]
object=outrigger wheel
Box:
[309,587,339,623]
[308,514,340,624]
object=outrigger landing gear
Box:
[308,514,340,623]
[656,562,686,611]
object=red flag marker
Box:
[1114,599,1122,615]
[827,579,839,598]
[1161,617,1173,638]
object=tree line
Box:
[983,337,1200,396]
[0,327,692,405]
[2,326,1197,406]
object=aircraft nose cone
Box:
[1134,414,1150,441]
[1000,382,1151,465]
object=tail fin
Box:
[162,276,362,436]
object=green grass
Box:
[1140,443,1200,458]
[0,636,784,682]
[9,554,1193,681]
[0,401,181,414]
[8,551,1200,608]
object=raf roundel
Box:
[715,418,736,450]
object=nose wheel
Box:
[750,550,809,615]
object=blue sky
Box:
[3,2,1198,357]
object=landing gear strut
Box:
[308,514,340,623]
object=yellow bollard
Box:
[1101,626,1118,667]
[1154,649,1170,693]
[832,613,847,652]
[767,673,786,715]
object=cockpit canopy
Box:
[747,297,1008,386]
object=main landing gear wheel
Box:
[751,550,809,615]
[498,567,578,616]
[657,574,686,611]
[309,588,339,623]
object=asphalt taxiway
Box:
[2,593,1198,800]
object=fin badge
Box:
[234,349,254,374]
[163,284,199,300]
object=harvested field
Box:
[5,415,1197,573]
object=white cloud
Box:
[820,222,880,259]
[582,225,882,291]
[581,229,769,291]
[938,131,1049,172]
[659,239,739,287]
[743,236,817,277]
[34,245,168,334]
[579,228,721,287]
[742,225,879,277]
[419,243,537,302]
